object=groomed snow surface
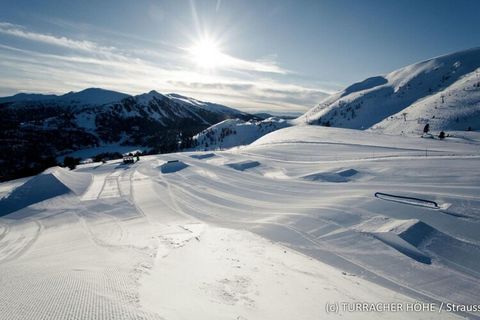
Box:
[1,126,480,319]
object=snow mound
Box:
[44,167,92,195]
[358,218,434,264]
[158,160,189,173]
[302,168,359,183]
[358,217,480,271]
[362,218,434,243]
[263,169,290,180]
[0,167,92,216]
[190,153,216,160]
[226,160,261,171]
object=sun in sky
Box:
[188,36,226,70]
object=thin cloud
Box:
[0,22,103,52]
[218,53,288,74]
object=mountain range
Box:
[0,88,254,180]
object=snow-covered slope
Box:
[1,124,479,319]
[370,69,480,135]
[192,117,290,150]
[295,47,480,135]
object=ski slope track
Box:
[1,125,479,319]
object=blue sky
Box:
[0,0,478,113]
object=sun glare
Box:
[189,38,224,69]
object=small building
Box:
[123,155,135,164]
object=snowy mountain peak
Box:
[147,90,163,96]
[60,88,130,105]
[296,47,480,135]
[134,90,167,104]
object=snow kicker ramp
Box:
[0,167,92,216]
[158,161,189,174]
[359,217,480,272]
[225,160,260,171]
[302,168,359,183]
[190,153,215,160]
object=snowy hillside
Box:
[370,69,480,135]
[1,125,479,319]
[191,117,289,150]
[295,47,480,135]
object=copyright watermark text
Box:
[325,301,480,314]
